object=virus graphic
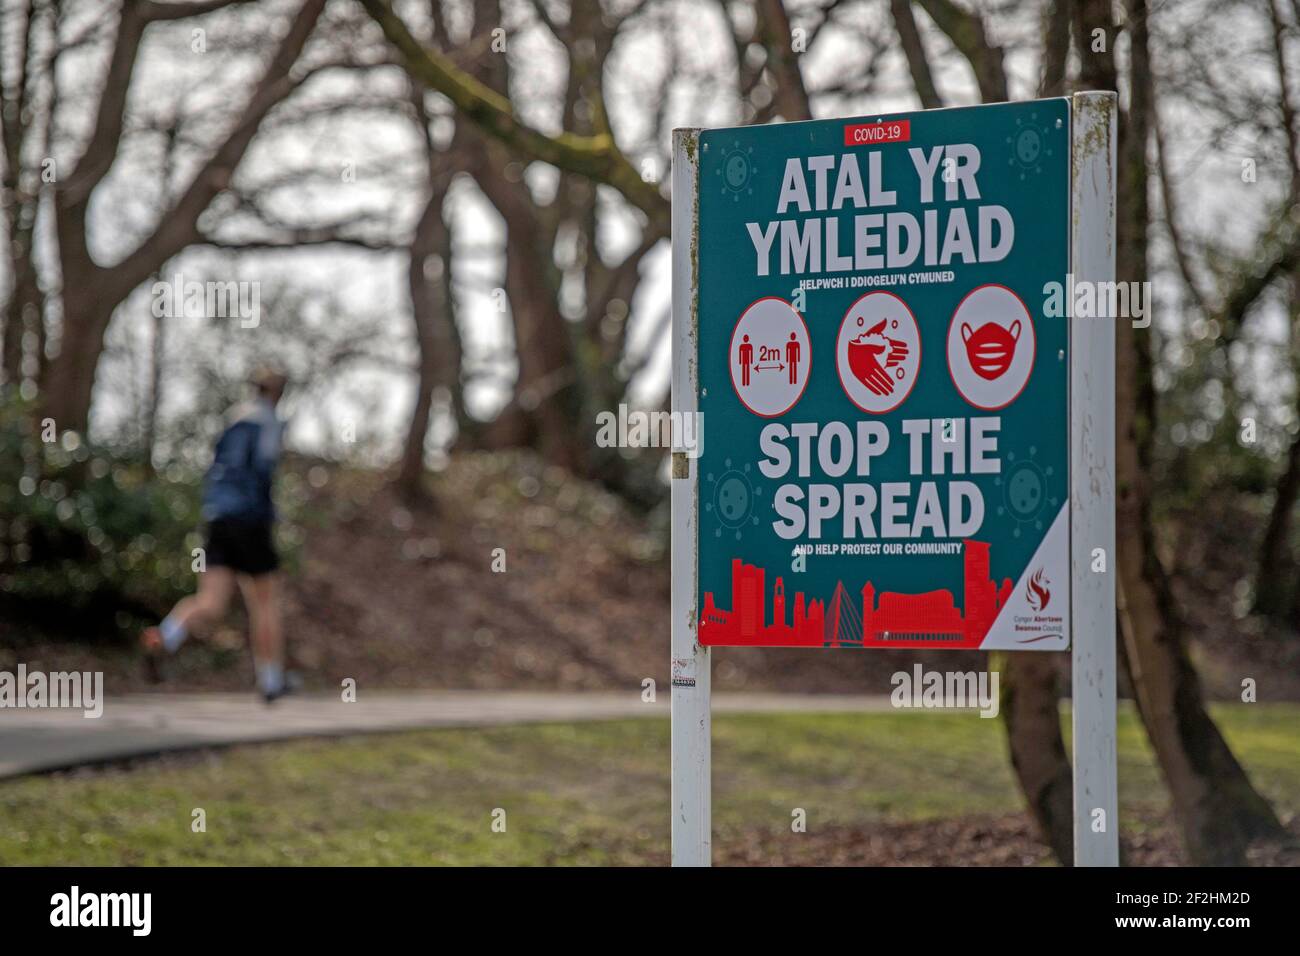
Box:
[1026,567,1051,612]
[716,140,757,202]
[1004,111,1058,181]
[704,458,762,540]
[994,445,1058,538]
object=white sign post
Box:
[671,127,710,867]
[1068,91,1120,867]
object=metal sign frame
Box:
[670,91,1118,868]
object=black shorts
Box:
[204,519,279,576]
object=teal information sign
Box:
[695,100,1071,651]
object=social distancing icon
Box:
[729,297,810,417]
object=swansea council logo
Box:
[1026,567,1051,612]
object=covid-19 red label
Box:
[843,120,910,146]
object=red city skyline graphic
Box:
[699,540,1013,649]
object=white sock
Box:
[160,615,188,653]
[256,662,284,695]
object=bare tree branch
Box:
[757,0,811,121]
[357,0,666,224]
[1218,206,1300,343]
[107,0,330,299]
[890,0,943,109]
[140,0,254,23]
[914,0,1007,103]
[1038,0,1069,98]
[1153,101,1211,318]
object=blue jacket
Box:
[201,400,283,524]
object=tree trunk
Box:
[39,273,114,433]
[1255,0,1300,617]
[993,1,1075,867]
[499,211,588,473]
[1110,0,1286,864]
[2,179,43,390]
[1,263,39,388]
[142,279,165,471]
[756,0,812,121]
[462,139,588,473]
[396,168,458,500]
[1256,393,1300,616]
[999,652,1074,864]
[455,0,589,474]
[0,310,20,386]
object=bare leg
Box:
[142,568,236,653]
[238,572,284,695]
[167,567,237,633]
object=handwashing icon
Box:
[847,318,911,397]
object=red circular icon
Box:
[835,291,921,415]
[728,297,811,417]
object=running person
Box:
[142,368,292,702]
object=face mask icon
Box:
[961,319,1020,380]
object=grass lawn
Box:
[1,704,1296,865]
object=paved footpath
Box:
[0,691,892,779]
